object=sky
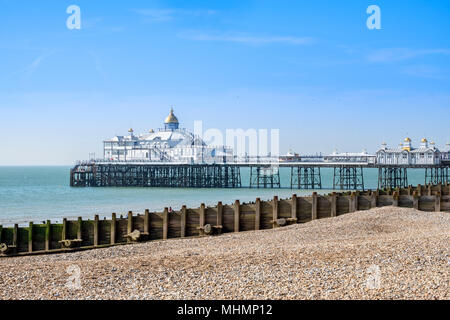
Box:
[0,0,449,165]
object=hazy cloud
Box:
[178,31,313,45]
[131,8,217,22]
[402,64,449,79]
[367,48,450,63]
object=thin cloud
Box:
[3,51,54,81]
[367,48,450,63]
[402,65,449,80]
[178,31,313,45]
[131,8,217,22]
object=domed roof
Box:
[164,108,179,124]
[421,138,428,143]
[404,137,411,142]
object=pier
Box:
[70,160,450,190]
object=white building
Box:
[103,108,233,163]
[376,138,442,165]
[442,142,450,162]
[324,149,376,163]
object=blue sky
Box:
[0,0,449,165]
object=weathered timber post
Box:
[94,215,99,246]
[428,184,432,196]
[255,198,261,231]
[163,208,169,240]
[272,196,279,228]
[417,184,422,196]
[392,191,399,207]
[28,222,33,253]
[13,224,18,248]
[330,193,337,217]
[216,202,223,234]
[349,192,356,213]
[437,183,442,196]
[181,206,187,238]
[144,209,150,235]
[127,211,133,235]
[45,220,51,251]
[234,200,240,232]
[199,203,206,235]
[412,191,419,210]
[111,213,116,244]
[435,192,441,212]
[291,194,298,221]
[371,191,378,208]
[312,192,318,220]
[77,217,82,240]
[62,218,67,241]
[407,186,412,196]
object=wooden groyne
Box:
[1,183,449,258]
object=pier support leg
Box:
[291,166,322,189]
[333,166,365,190]
[378,167,408,189]
[425,167,450,185]
[250,166,280,189]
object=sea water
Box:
[0,166,427,226]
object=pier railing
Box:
[0,183,448,258]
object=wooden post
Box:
[428,184,432,196]
[234,200,240,232]
[45,220,51,251]
[28,222,33,253]
[435,192,441,212]
[412,191,419,210]
[217,202,223,234]
[291,194,298,220]
[181,206,187,238]
[272,196,279,228]
[94,215,99,246]
[199,203,206,234]
[312,192,318,220]
[163,207,168,240]
[144,209,150,235]
[330,193,337,217]
[407,186,412,196]
[77,217,82,240]
[371,191,378,208]
[13,224,18,248]
[392,191,399,207]
[62,218,67,241]
[255,198,261,231]
[127,211,133,234]
[111,213,116,244]
[437,183,442,196]
[349,192,356,213]
[417,184,422,196]
[0,225,2,243]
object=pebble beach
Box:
[0,206,448,300]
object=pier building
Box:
[324,149,376,163]
[103,108,233,163]
[376,138,442,166]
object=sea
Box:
[0,166,428,226]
